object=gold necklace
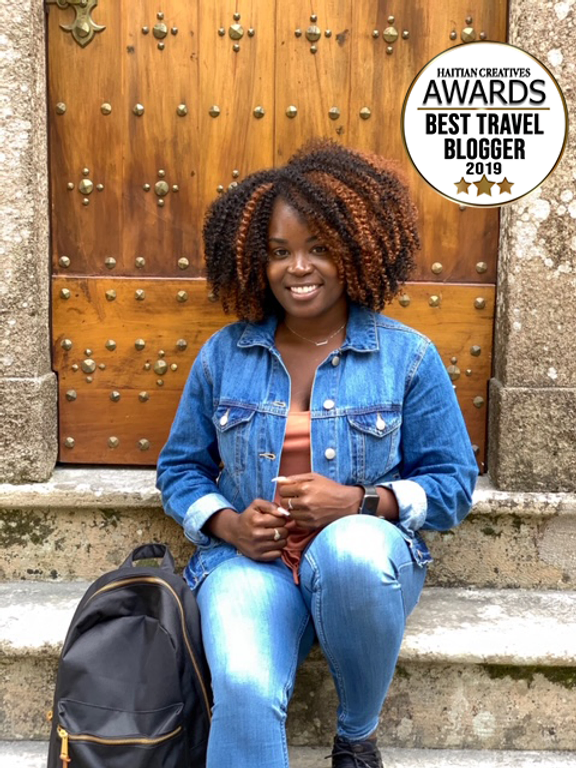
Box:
[284,321,346,347]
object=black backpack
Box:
[47,544,211,768]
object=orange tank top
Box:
[274,411,321,584]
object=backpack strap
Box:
[121,544,176,573]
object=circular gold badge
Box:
[401,42,568,207]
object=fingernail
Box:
[271,476,288,482]
[276,508,290,516]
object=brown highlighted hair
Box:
[203,139,420,321]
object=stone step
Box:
[1,469,576,589]
[1,743,576,768]
[1,583,576,750]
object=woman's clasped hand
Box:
[210,500,290,561]
[210,473,368,559]
[274,473,364,530]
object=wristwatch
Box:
[356,484,380,515]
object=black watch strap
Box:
[357,484,380,515]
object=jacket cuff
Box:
[183,492,236,546]
[379,479,428,532]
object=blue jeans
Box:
[195,515,427,768]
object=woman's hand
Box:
[274,473,364,531]
[207,501,290,562]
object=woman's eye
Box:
[312,245,328,255]
[269,249,289,260]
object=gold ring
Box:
[273,528,281,542]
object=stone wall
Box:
[0,0,57,482]
[0,0,574,488]
[489,1,576,491]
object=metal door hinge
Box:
[45,0,105,48]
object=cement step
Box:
[2,742,576,768]
[1,583,576,751]
[1,469,576,589]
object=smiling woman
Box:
[157,139,478,768]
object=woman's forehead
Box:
[268,197,314,236]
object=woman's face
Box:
[266,198,347,325]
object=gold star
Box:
[498,177,514,194]
[455,177,471,194]
[474,175,495,196]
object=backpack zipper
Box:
[56,724,182,768]
[56,726,70,767]
[86,576,211,722]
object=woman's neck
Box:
[281,303,349,344]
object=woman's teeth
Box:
[290,285,319,294]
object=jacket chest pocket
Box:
[347,409,402,483]
[213,404,256,475]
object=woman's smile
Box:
[287,283,321,298]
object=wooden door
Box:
[48,0,506,471]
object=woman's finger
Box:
[272,474,315,484]
[276,483,301,499]
[252,499,283,515]
[270,526,288,543]
[257,513,289,530]
[271,506,291,518]
[259,549,285,562]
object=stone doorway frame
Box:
[1,0,574,491]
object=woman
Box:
[157,140,478,768]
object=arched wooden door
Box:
[48,0,506,471]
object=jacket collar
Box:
[237,303,379,353]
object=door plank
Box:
[274,1,353,160]
[48,0,123,277]
[195,0,275,230]
[123,0,201,276]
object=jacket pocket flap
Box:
[347,410,401,438]
[213,404,256,431]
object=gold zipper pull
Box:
[57,725,71,767]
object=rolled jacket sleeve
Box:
[156,346,236,546]
[182,492,236,546]
[386,340,478,532]
[379,478,428,532]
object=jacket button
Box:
[325,447,336,460]
[331,356,340,367]
[323,399,335,410]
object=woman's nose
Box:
[287,252,313,274]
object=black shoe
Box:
[329,735,384,768]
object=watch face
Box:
[361,487,380,515]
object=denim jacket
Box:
[156,304,478,587]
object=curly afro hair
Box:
[203,139,420,322]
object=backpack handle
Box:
[122,544,176,572]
